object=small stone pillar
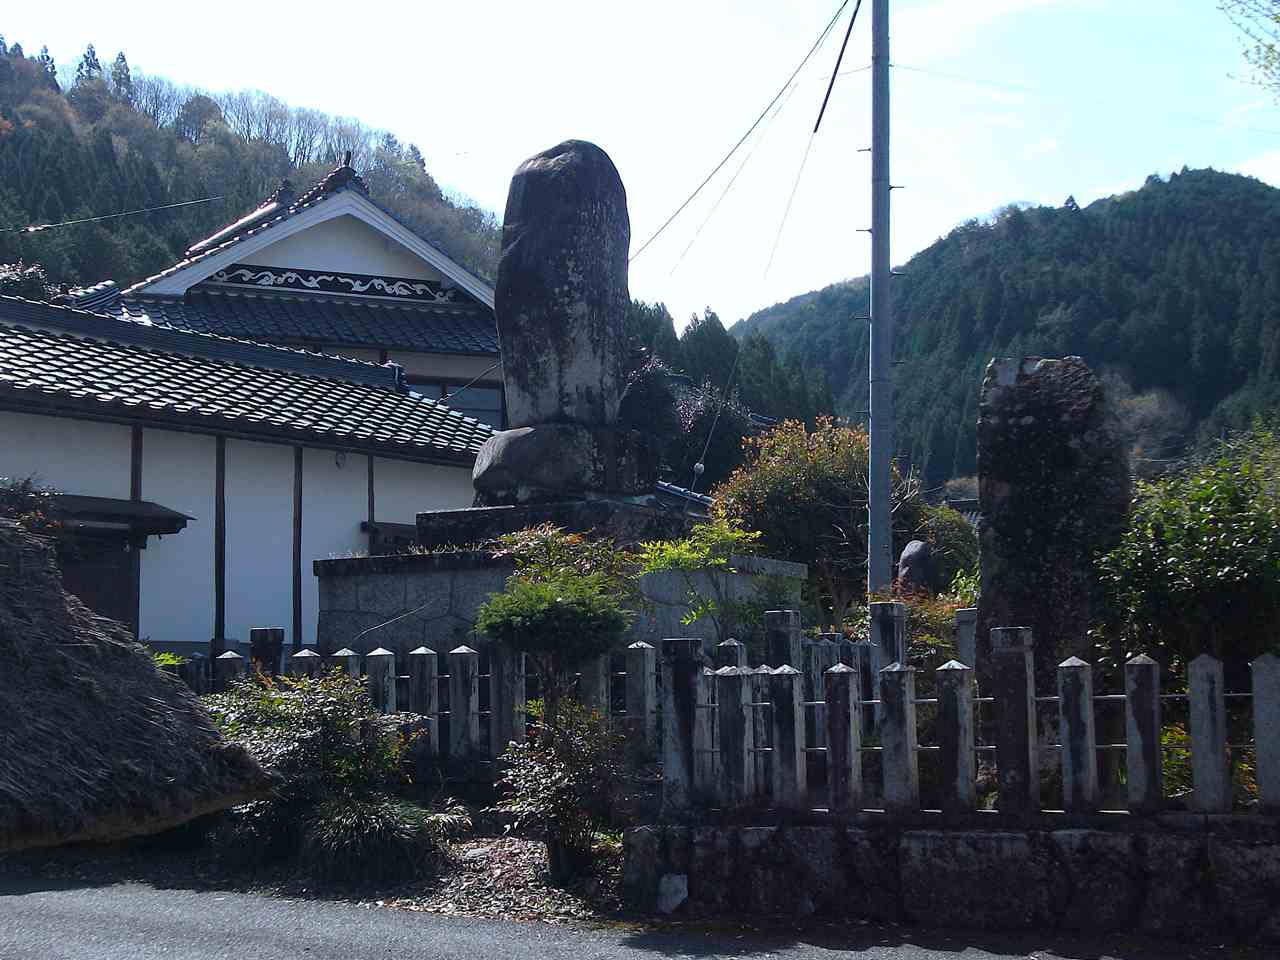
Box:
[625,641,657,756]
[880,662,920,814]
[1253,653,1280,813]
[954,608,977,670]
[936,659,975,819]
[825,663,863,812]
[1189,654,1229,813]
[489,644,526,755]
[868,602,907,663]
[769,665,807,809]
[715,667,754,808]
[803,637,838,750]
[407,646,439,755]
[290,647,323,678]
[661,638,704,815]
[213,650,245,691]
[1124,654,1162,814]
[714,638,747,669]
[578,654,611,715]
[853,638,878,736]
[1057,656,1098,812]
[249,627,285,676]
[764,610,802,671]
[366,647,396,713]
[991,627,1039,818]
[331,647,360,678]
[449,645,480,759]
[694,667,717,797]
[751,665,773,801]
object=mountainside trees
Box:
[0,37,500,288]
[733,169,1280,488]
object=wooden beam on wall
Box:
[367,454,376,551]
[213,436,226,651]
[292,445,303,651]
[129,426,142,638]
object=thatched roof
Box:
[0,520,272,852]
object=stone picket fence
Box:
[661,616,1279,820]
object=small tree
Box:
[712,417,924,623]
[478,525,635,707]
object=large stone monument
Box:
[975,357,1130,678]
[472,139,659,507]
[416,140,679,549]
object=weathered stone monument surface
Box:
[976,357,1130,675]
[473,139,659,506]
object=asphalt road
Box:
[0,880,1260,960]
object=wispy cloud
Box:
[1237,150,1280,187]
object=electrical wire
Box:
[668,78,804,278]
[629,0,853,264]
[765,0,866,278]
[439,360,503,404]
[1,196,227,234]
[690,344,745,492]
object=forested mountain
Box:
[733,169,1280,489]
[0,37,500,287]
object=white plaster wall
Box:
[373,458,474,524]
[301,447,368,648]
[139,430,215,646]
[0,411,131,497]
[242,214,443,280]
[224,439,294,648]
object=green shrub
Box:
[204,672,465,881]
[152,650,190,668]
[300,792,469,886]
[476,572,631,705]
[495,700,625,883]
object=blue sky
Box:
[3,1,1277,327]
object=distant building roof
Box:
[0,296,493,464]
[77,287,498,357]
[944,498,980,527]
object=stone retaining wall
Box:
[623,820,1280,943]
[313,551,806,656]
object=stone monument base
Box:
[416,497,695,551]
[472,423,661,505]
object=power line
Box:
[668,78,804,277]
[439,361,503,404]
[630,0,853,265]
[1,196,227,235]
[690,343,746,493]
[765,0,866,278]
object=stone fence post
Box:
[936,659,975,819]
[954,608,977,670]
[213,650,245,691]
[1254,653,1280,814]
[715,667,754,808]
[1189,653,1229,813]
[290,648,322,678]
[869,602,907,664]
[751,665,772,802]
[579,655,611,715]
[489,644,526,756]
[880,663,920,814]
[366,647,396,713]
[625,641,657,756]
[764,610,801,672]
[1057,656,1098,813]
[715,638,747,669]
[825,663,862,812]
[991,627,1038,819]
[449,645,480,760]
[661,639,704,815]
[1125,653,1162,814]
[769,666,806,810]
[331,647,360,678]
[408,646,439,756]
[803,637,838,751]
[694,667,717,798]
[249,627,285,676]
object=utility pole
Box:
[867,0,893,596]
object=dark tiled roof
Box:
[112,289,499,356]
[0,296,493,463]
